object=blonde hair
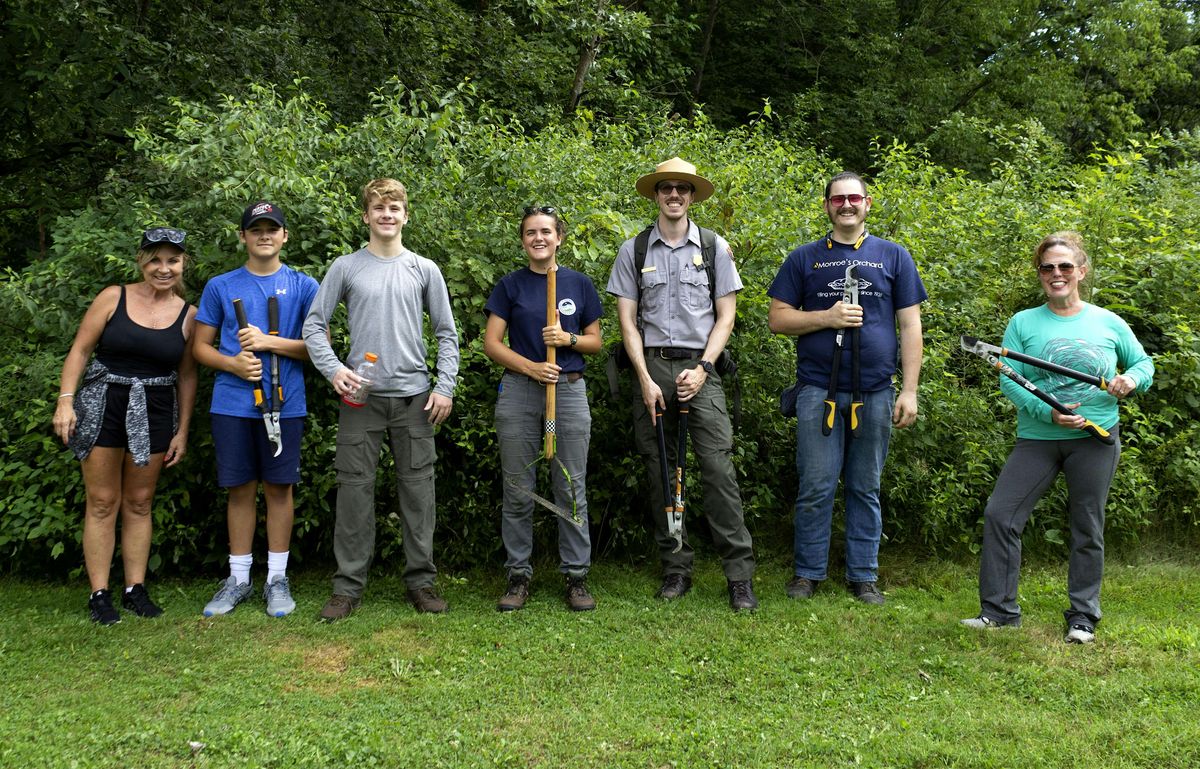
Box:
[361,178,408,212]
[1033,231,1089,271]
[136,244,189,299]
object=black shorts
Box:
[93,384,176,454]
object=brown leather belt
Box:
[646,346,702,360]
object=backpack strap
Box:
[632,225,654,331]
[698,226,717,308]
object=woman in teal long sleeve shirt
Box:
[961,231,1153,644]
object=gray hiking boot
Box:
[203,576,253,617]
[263,574,296,618]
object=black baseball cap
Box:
[240,200,286,230]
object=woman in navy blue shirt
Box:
[484,207,603,612]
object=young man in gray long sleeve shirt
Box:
[303,178,460,620]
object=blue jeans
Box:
[792,383,894,583]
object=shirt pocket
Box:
[679,263,711,311]
[640,268,668,307]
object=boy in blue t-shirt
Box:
[193,201,319,617]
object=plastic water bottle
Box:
[342,352,378,407]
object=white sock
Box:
[267,550,289,583]
[229,553,253,585]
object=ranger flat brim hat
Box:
[635,157,715,202]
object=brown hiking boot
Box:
[319,594,360,622]
[496,575,530,612]
[407,586,448,614]
[565,576,596,612]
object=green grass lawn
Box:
[2,553,1197,768]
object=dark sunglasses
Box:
[656,182,693,195]
[827,194,866,207]
[1038,262,1077,275]
[522,205,557,217]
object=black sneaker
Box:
[848,580,885,606]
[728,579,759,611]
[88,589,121,626]
[121,583,164,618]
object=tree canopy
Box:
[3,0,1199,264]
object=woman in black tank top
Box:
[52,227,199,626]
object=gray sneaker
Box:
[203,576,253,617]
[960,614,1021,630]
[263,574,296,618]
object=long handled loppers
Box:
[233,298,282,456]
[959,335,1114,445]
[823,264,861,437]
[655,402,688,554]
[960,336,1110,390]
[504,266,582,525]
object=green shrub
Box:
[3,84,1198,576]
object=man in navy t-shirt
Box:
[767,172,926,606]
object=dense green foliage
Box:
[2,557,1198,767]
[2,84,1198,575]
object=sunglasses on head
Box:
[1038,261,1077,275]
[142,227,186,245]
[827,194,866,207]
[522,205,557,217]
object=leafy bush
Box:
[3,83,1198,576]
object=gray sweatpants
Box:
[978,427,1120,627]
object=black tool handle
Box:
[823,351,841,436]
[232,299,266,410]
[990,355,1114,445]
[655,404,672,519]
[675,405,689,515]
[233,298,249,330]
[267,297,282,405]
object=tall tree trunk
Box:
[565,0,609,115]
[686,0,720,116]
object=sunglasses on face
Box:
[143,227,186,245]
[656,182,693,195]
[827,194,866,207]
[1038,262,1077,275]
[523,205,557,217]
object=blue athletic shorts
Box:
[211,414,304,487]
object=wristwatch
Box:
[569,333,578,347]
[699,359,715,375]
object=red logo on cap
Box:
[252,203,273,216]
